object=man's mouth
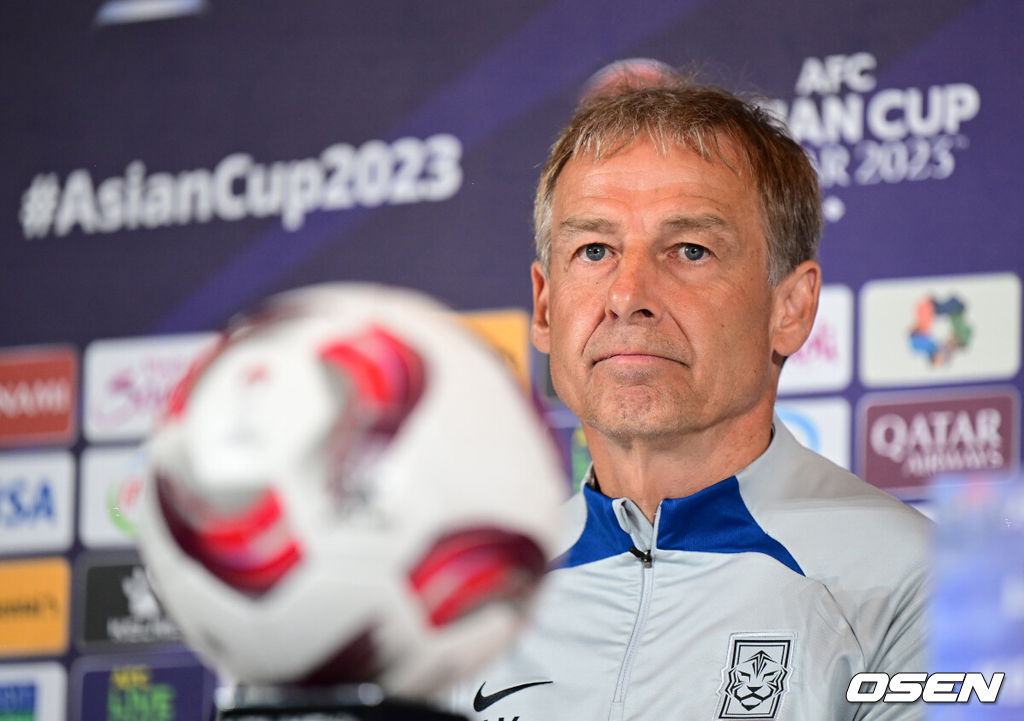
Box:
[594,351,681,366]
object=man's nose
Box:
[605,250,662,321]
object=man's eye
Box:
[582,244,606,261]
[680,243,707,261]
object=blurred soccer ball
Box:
[137,284,566,699]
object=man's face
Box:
[532,138,794,444]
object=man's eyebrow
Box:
[660,213,730,233]
[557,216,618,235]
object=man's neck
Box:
[584,413,774,522]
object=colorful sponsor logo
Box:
[0,347,77,448]
[908,294,972,368]
[859,388,1020,497]
[860,273,1021,387]
[456,309,531,389]
[83,334,217,442]
[77,554,181,650]
[0,558,69,657]
[778,285,853,395]
[0,663,67,721]
[775,398,851,470]
[79,446,148,549]
[0,452,74,555]
[72,654,213,721]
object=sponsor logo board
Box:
[859,387,1019,497]
[71,654,214,721]
[79,446,148,549]
[76,553,181,650]
[0,348,77,448]
[0,558,69,657]
[83,334,217,442]
[0,662,67,721]
[860,273,1021,387]
[0,451,74,555]
[778,285,853,395]
[776,398,851,470]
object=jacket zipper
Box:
[612,546,655,710]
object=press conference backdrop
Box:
[1,1,1022,718]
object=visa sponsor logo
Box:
[0,452,74,554]
[859,388,1020,496]
[778,285,852,395]
[860,273,1021,387]
[0,558,70,658]
[83,334,217,442]
[0,663,66,721]
[0,347,77,448]
[79,446,148,549]
[77,555,181,649]
[776,398,851,470]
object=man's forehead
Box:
[551,135,753,213]
[553,138,749,209]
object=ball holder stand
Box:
[214,684,469,721]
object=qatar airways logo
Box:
[83,333,216,442]
[859,388,1019,495]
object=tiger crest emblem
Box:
[717,635,793,719]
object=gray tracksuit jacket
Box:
[452,419,930,721]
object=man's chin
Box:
[584,405,693,444]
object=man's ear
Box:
[530,261,551,354]
[771,260,821,358]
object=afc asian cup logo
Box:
[717,635,793,719]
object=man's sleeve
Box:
[852,559,930,721]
